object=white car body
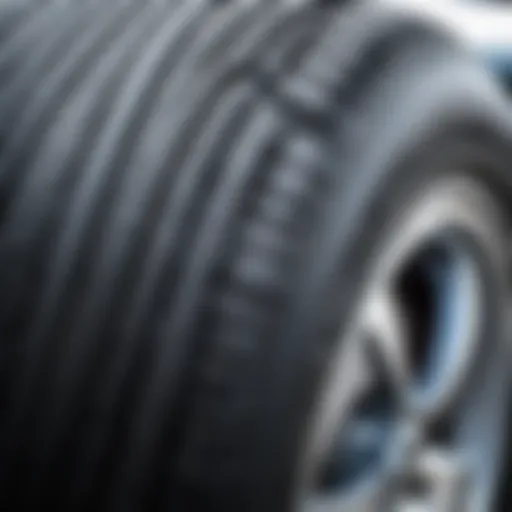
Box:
[382,0,512,49]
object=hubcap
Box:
[299,177,510,512]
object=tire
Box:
[0,1,511,512]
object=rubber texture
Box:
[0,1,511,512]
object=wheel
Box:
[0,1,511,512]
[299,175,510,512]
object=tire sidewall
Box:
[258,40,512,511]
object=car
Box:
[0,1,511,511]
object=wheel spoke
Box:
[304,333,375,480]
[395,448,470,512]
[363,287,411,398]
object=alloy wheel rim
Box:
[299,177,510,512]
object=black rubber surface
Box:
[0,1,511,512]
